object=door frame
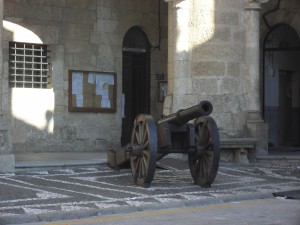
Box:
[121,27,151,147]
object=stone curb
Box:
[0,192,275,225]
[16,159,108,169]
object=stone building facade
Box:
[0,0,299,172]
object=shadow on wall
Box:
[3,1,251,153]
[171,0,248,138]
[3,21,64,153]
[3,20,109,153]
[3,21,54,132]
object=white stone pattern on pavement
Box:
[0,164,299,216]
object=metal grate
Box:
[9,42,50,88]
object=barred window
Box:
[9,42,50,88]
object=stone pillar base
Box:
[0,154,15,173]
[246,111,268,156]
[234,149,249,164]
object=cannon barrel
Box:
[157,100,213,125]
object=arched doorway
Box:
[121,27,150,146]
[263,24,300,150]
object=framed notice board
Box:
[68,70,116,112]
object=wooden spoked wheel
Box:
[130,114,157,188]
[188,116,220,187]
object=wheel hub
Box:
[131,144,144,156]
[195,144,205,157]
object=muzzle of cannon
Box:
[126,101,220,188]
[157,100,213,125]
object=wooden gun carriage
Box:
[111,101,221,188]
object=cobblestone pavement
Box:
[0,160,300,224]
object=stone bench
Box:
[220,138,257,164]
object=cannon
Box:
[127,100,220,188]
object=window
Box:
[9,42,50,88]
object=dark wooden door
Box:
[121,51,150,146]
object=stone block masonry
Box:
[1,0,168,157]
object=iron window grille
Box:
[9,42,51,88]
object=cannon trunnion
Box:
[128,101,220,188]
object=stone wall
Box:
[2,0,168,153]
[260,0,300,35]
[165,0,249,138]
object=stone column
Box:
[244,0,268,156]
[245,0,261,111]
[163,0,192,115]
[0,0,15,172]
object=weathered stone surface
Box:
[227,62,240,77]
[172,60,192,78]
[174,77,192,95]
[94,19,118,33]
[97,7,112,20]
[63,8,96,24]
[62,24,92,41]
[2,0,296,160]
[215,11,240,26]
[27,0,67,7]
[192,44,244,62]
[2,0,168,155]
[192,61,225,77]
[193,78,218,95]
[165,0,261,153]
[0,154,14,173]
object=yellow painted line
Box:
[45,199,280,225]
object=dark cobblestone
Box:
[0,161,300,224]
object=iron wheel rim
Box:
[130,114,157,187]
[189,116,220,187]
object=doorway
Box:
[263,24,300,150]
[121,27,150,146]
